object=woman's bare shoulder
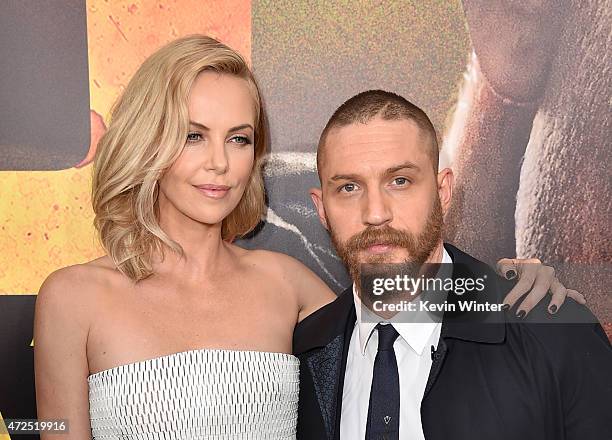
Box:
[235,247,336,319]
[37,255,122,316]
[42,255,118,288]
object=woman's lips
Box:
[194,184,230,199]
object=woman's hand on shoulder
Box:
[34,265,95,439]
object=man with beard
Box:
[294,90,612,440]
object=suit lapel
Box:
[424,338,448,397]
[333,297,356,440]
[306,333,344,439]
[424,243,507,396]
[295,288,356,440]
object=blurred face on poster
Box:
[310,117,454,277]
[158,72,256,228]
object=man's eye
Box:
[229,135,252,145]
[340,183,358,193]
[393,177,410,186]
[186,132,202,143]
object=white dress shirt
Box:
[340,247,452,440]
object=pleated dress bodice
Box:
[87,348,299,439]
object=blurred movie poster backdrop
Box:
[0,0,609,436]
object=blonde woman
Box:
[34,35,334,439]
[33,35,581,439]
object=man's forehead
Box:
[320,118,429,176]
[326,117,421,143]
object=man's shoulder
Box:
[443,243,609,352]
[507,295,606,346]
[502,300,612,397]
[521,291,599,324]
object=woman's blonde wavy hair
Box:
[92,35,267,283]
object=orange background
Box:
[0,0,251,295]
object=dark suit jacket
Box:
[293,243,612,440]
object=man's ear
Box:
[309,187,329,230]
[437,167,454,215]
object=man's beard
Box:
[330,195,444,296]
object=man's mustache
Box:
[343,225,416,252]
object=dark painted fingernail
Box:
[501,304,511,311]
[516,310,526,319]
[505,269,517,280]
[549,305,558,314]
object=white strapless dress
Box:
[87,349,299,439]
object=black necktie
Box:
[366,323,400,440]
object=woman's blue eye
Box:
[230,135,252,145]
[186,132,202,143]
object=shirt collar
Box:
[352,246,452,356]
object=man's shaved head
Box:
[317,90,439,179]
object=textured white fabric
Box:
[87,349,299,439]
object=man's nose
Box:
[203,139,229,174]
[362,188,392,226]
